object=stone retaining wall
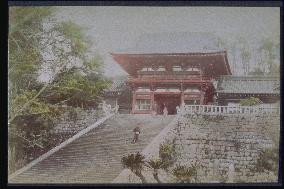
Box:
[173,113,280,183]
[112,113,279,183]
[52,109,103,134]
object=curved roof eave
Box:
[111,51,232,76]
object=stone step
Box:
[94,121,167,130]
[67,134,158,148]
[55,148,143,157]
[83,127,164,139]
[57,148,144,157]
[64,133,156,145]
[10,114,174,183]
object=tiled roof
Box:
[104,76,129,94]
[115,32,223,54]
[216,75,280,94]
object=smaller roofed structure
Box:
[104,76,132,113]
[216,75,280,105]
[216,75,280,94]
[104,76,129,96]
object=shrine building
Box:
[111,32,232,114]
[215,75,280,106]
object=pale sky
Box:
[55,6,280,77]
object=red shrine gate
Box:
[111,52,231,114]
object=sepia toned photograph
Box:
[8,5,280,184]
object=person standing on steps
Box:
[163,103,168,116]
[132,124,141,144]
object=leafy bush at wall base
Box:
[172,165,197,183]
[254,148,279,175]
[159,143,176,170]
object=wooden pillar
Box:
[150,91,155,114]
[180,83,184,105]
[200,90,205,105]
[181,92,185,105]
[131,91,136,114]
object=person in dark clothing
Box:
[132,125,141,144]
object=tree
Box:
[240,49,251,75]
[146,158,164,183]
[9,7,61,151]
[9,7,55,122]
[238,37,251,75]
[248,67,265,76]
[230,42,238,75]
[42,70,110,109]
[9,7,108,129]
[257,37,279,75]
[121,152,147,183]
[8,7,109,172]
[9,7,105,123]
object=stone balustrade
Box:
[178,104,279,115]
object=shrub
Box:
[172,165,197,183]
[255,148,279,175]
[159,143,175,170]
[240,97,262,106]
[121,152,147,183]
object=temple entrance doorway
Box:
[154,94,181,115]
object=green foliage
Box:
[54,21,88,57]
[9,8,54,92]
[9,7,108,124]
[12,90,49,115]
[248,67,265,76]
[257,37,279,74]
[255,148,279,175]
[172,165,197,183]
[121,152,147,183]
[268,63,280,76]
[239,97,262,106]
[146,158,163,183]
[86,55,104,73]
[44,72,110,108]
[8,7,110,173]
[9,90,61,120]
[146,158,164,170]
[68,107,82,122]
[240,50,251,61]
[159,143,175,169]
[121,152,146,172]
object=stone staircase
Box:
[9,114,174,183]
